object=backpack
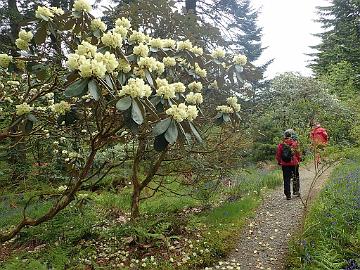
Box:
[281,143,293,162]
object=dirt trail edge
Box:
[225,165,332,270]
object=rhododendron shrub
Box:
[0,0,248,242]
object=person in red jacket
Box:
[310,124,329,166]
[276,130,301,200]
[310,124,329,146]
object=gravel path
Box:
[213,165,332,270]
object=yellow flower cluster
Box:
[119,78,152,98]
[156,84,176,99]
[156,78,168,88]
[73,0,92,12]
[76,41,97,57]
[191,46,203,56]
[114,26,128,38]
[226,96,241,112]
[209,80,219,90]
[186,92,203,104]
[177,40,193,51]
[194,63,207,78]
[162,57,176,67]
[51,101,71,115]
[35,6,54,20]
[16,103,33,115]
[138,57,164,74]
[101,32,123,48]
[94,52,119,73]
[150,38,163,49]
[15,30,33,51]
[211,48,226,59]
[118,59,131,73]
[129,31,146,44]
[188,81,203,92]
[115,18,131,29]
[91,19,107,32]
[163,39,176,49]
[233,54,247,65]
[66,42,118,78]
[166,103,198,122]
[173,82,186,93]
[0,54,12,68]
[50,7,64,15]
[133,44,149,57]
[216,105,234,114]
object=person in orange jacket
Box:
[276,130,301,200]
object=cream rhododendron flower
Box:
[35,6,54,20]
[94,52,118,73]
[50,7,64,15]
[149,38,163,49]
[115,17,131,29]
[133,44,149,57]
[15,38,30,51]
[173,82,186,93]
[76,41,97,57]
[226,96,241,112]
[156,84,176,99]
[118,59,131,73]
[138,57,159,72]
[186,92,203,104]
[162,39,176,49]
[16,103,33,115]
[233,54,247,65]
[114,26,128,38]
[177,40,193,51]
[166,103,188,122]
[209,80,219,90]
[0,54,12,68]
[51,101,71,115]
[119,78,151,98]
[188,81,203,92]
[194,63,207,78]
[91,19,107,32]
[73,0,92,12]
[211,48,226,59]
[155,78,168,88]
[129,31,146,44]
[162,57,176,67]
[18,30,33,42]
[91,59,107,78]
[216,105,234,114]
[101,32,123,48]
[191,46,203,56]
[78,59,92,77]
[186,105,198,121]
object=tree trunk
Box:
[131,185,141,219]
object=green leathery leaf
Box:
[164,120,178,144]
[116,96,132,111]
[64,78,89,98]
[131,99,144,125]
[153,118,171,137]
[88,79,99,101]
[189,122,202,143]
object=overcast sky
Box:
[94,0,330,79]
[251,0,329,78]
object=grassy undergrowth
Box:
[287,155,360,270]
[0,167,282,270]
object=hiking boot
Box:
[293,192,300,197]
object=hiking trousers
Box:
[282,165,300,198]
